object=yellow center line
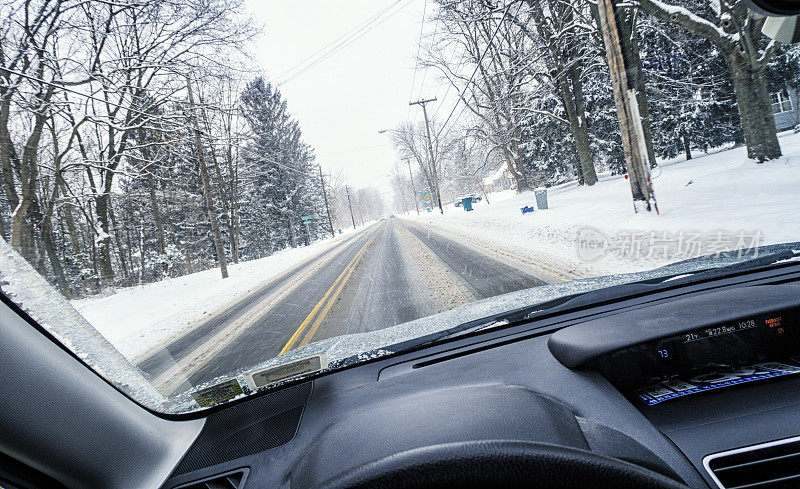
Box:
[297,242,368,348]
[279,231,378,354]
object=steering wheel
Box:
[315,440,690,489]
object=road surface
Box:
[137,218,547,395]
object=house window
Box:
[771,89,793,114]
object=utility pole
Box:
[405,158,420,215]
[356,193,364,226]
[409,97,443,214]
[345,185,356,229]
[186,76,228,279]
[319,165,335,237]
[596,0,658,214]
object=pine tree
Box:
[239,78,326,258]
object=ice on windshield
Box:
[1,0,800,413]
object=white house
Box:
[482,164,515,192]
[771,86,799,131]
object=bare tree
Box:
[186,76,227,279]
[0,0,85,294]
[424,1,533,191]
[389,120,458,202]
[522,0,599,185]
[65,0,255,286]
[636,0,781,162]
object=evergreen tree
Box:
[239,77,326,257]
[640,13,742,160]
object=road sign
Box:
[301,215,312,221]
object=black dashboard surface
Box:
[161,266,800,489]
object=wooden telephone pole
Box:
[319,165,335,237]
[409,97,443,214]
[345,185,356,229]
[186,76,229,278]
[405,158,420,215]
[596,0,658,213]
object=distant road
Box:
[137,218,546,395]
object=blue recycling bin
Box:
[461,196,474,211]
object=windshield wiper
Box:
[373,245,800,355]
[646,241,800,278]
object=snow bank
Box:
[410,132,800,279]
[72,227,369,360]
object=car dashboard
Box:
[153,267,800,489]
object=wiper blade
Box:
[646,247,800,287]
[359,245,800,361]
[400,246,800,348]
[646,242,800,277]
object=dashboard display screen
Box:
[681,319,764,365]
[634,360,800,405]
[684,319,759,343]
[599,309,800,405]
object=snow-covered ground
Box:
[411,131,800,280]
[71,225,371,360]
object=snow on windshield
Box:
[1,0,800,413]
[0,238,170,411]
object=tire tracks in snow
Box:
[406,219,585,283]
[394,221,477,311]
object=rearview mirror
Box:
[746,0,800,16]
[746,0,800,43]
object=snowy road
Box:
[138,218,546,394]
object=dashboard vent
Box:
[705,436,800,488]
[172,468,248,489]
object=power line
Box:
[273,1,402,81]
[282,0,414,85]
[415,6,442,103]
[432,82,454,120]
[318,142,392,157]
[0,66,173,121]
[236,146,317,178]
[434,1,519,141]
[277,0,414,86]
[407,0,428,118]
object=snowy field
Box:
[71,226,371,360]
[411,131,800,280]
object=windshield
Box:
[1,0,799,414]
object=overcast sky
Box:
[244,0,446,195]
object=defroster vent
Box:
[704,436,800,489]
[172,468,248,489]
